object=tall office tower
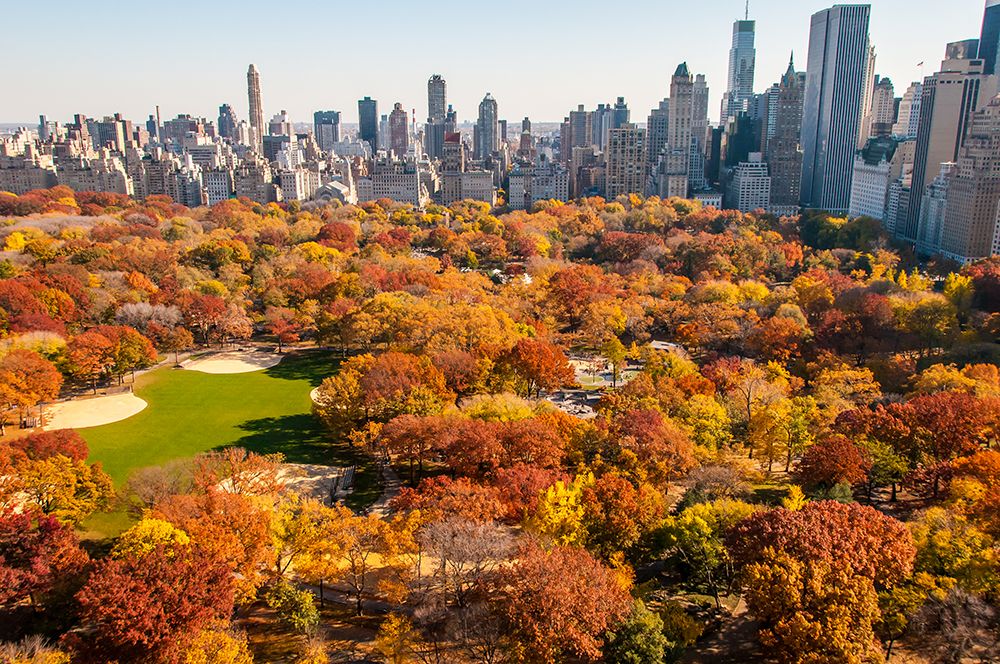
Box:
[445,106,458,134]
[892,82,923,137]
[690,74,711,190]
[569,105,594,150]
[247,64,264,149]
[593,104,612,150]
[441,132,466,204]
[800,4,874,213]
[902,40,997,241]
[980,0,1000,75]
[721,18,757,122]
[313,110,341,153]
[663,62,695,197]
[605,124,648,198]
[218,104,238,140]
[389,103,409,157]
[428,74,447,123]
[757,83,781,156]
[612,97,630,130]
[474,94,499,160]
[869,76,896,136]
[940,96,1000,262]
[358,97,379,152]
[768,56,806,215]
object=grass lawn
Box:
[79,350,380,537]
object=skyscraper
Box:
[892,82,923,138]
[218,104,238,140]
[474,94,499,160]
[903,40,997,242]
[721,18,757,122]
[646,99,669,169]
[980,0,1000,75]
[768,55,806,215]
[690,75,710,190]
[661,62,695,198]
[605,124,648,198]
[428,74,447,123]
[247,64,263,150]
[569,105,594,150]
[389,103,409,157]
[358,97,378,152]
[313,110,341,153]
[800,4,874,213]
[612,97,630,130]
[939,95,1000,262]
[869,76,896,137]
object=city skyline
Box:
[2,0,988,126]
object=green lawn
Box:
[79,350,381,536]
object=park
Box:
[67,348,379,536]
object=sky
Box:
[1,0,990,128]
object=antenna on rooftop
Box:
[745,0,749,20]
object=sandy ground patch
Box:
[185,349,283,374]
[278,463,353,502]
[310,387,321,403]
[44,393,148,430]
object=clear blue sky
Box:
[2,0,989,127]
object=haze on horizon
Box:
[2,0,989,127]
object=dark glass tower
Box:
[358,97,378,152]
[980,0,1000,75]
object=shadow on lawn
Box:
[233,414,332,465]
[231,413,382,510]
[263,350,340,387]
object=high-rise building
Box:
[612,97,630,130]
[690,74,711,191]
[721,18,757,122]
[848,135,902,219]
[268,110,293,137]
[869,76,896,137]
[940,96,1000,262]
[646,99,670,168]
[800,4,874,213]
[218,104,238,140]
[474,94,499,160]
[767,55,806,215]
[915,162,954,253]
[313,110,341,153]
[660,62,695,198]
[569,105,594,151]
[247,64,263,150]
[428,74,447,123]
[901,40,997,242]
[389,103,409,157]
[726,152,771,212]
[358,97,379,152]
[892,82,923,138]
[980,0,1000,75]
[605,124,647,198]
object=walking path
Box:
[368,465,401,516]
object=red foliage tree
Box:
[9,429,89,462]
[727,501,915,587]
[499,338,576,397]
[795,435,872,491]
[491,541,631,662]
[0,509,89,609]
[73,545,234,663]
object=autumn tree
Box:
[64,331,114,393]
[490,540,631,662]
[73,545,235,663]
[0,349,62,433]
[163,326,194,366]
[0,509,89,611]
[795,435,872,494]
[497,338,576,397]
